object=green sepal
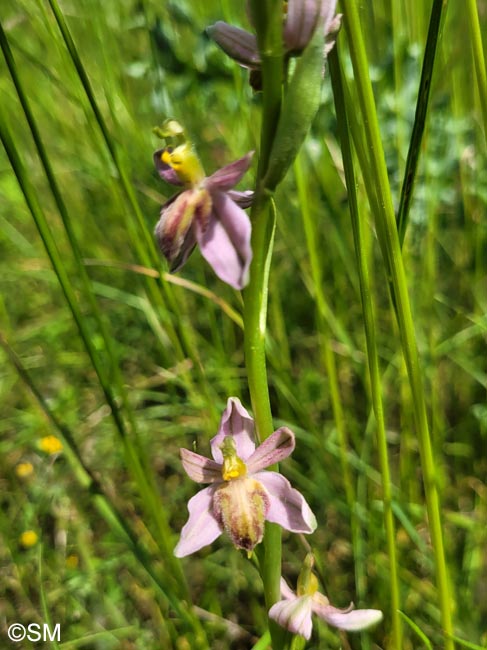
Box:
[263,22,326,192]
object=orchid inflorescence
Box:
[152,0,383,645]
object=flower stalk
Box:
[243,4,285,645]
[166,1,343,645]
[244,192,284,646]
[241,2,342,645]
[248,0,284,177]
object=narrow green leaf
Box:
[397,0,446,245]
[398,611,433,650]
[451,635,487,650]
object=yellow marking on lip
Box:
[220,436,248,480]
[161,143,205,186]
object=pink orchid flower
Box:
[154,140,254,290]
[174,397,317,557]
[269,562,383,640]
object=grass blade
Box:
[397,0,446,245]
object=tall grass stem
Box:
[465,0,487,145]
[329,44,403,649]
[341,3,454,647]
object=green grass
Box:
[1,0,486,649]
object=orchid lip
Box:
[213,477,269,551]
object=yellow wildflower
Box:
[19,530,38,548]
[39,435,63,455]
[66,554,79,569]
[16,462,34,478]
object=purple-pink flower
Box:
[207,0,340,72]
[269,573,383,640]
[154,142,254,290]
[174,397,317,557]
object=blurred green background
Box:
[0,0,486,648]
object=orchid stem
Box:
[244,197,283,649]
[244,196,276,444]
[245,3,285,647]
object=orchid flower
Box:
[153,121,254,290]
[174,397,317,557]
[207,0,340,74]
[269,554,383,640]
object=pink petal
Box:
[206,22,260,69]
[180,448,222,483]
[312,599,383,632]
[211,397,255,463]
[280,577,297,600]
[227,189,254,209]
[255,471,317,533]
[321,0,339,34]
[284,0,322,53]
[269,595,314,640]
[153,149,183,186]
[284,0,338,53]
[195,192,252,289]
[214,192,252,276]
[246,427,295,473]
[205,151,254,192]
[173,486,221,557]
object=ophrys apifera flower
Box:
[174,397,316,557]
[153,122,254,290]
[269,554,383,639]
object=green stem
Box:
[244,4,285,647]
[329,44,402,650]
[249,0,283,177]
[342,3,454,647]
[244,198,284,649]
[465,0,487,145]
[244,198,276,442]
